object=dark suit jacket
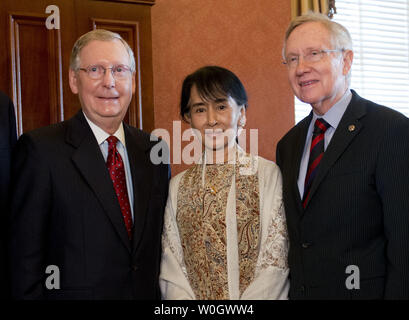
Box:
[276,90,409,299]
[0,91,17,299]
[9,111,170,300]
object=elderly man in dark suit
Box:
[276,12,409,299]
[0,91,17,299]
[10,29,170,300]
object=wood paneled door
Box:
[0,0,155,136]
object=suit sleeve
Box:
[0,94,17,211]
[155,161,170,299]
[378,116,409,299]
[9,134,51,299]
[0,94,17,299]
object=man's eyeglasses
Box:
[283,49,344,69]
[77,64,133,80]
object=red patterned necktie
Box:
[106,136,133,239]
[302,118,331,208]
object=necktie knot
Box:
[107,135,119,147]
[313,118,331,135]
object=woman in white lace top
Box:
[159,66,289,300]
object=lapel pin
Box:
[348,124,356,132]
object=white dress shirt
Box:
[83,112,134,220]
[297,89,352,198]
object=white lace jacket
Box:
[160,155,290,300]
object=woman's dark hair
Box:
[180,66,248,121]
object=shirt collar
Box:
[83,111,126,147]
[312,89,352,130]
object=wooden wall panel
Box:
[8,12,63,135]
[92,19,142,129]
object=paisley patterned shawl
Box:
[176,149,260,299]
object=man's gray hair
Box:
[70,29,136,72]
[282,12,353,83]
[283,12,353,57]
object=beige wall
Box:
[151,0,294,175]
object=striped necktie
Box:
[302,118,331,208]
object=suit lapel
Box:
[293,113,313,215]
[123,125,154,255]
[67,112,132,253]
[304,91,367,209]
